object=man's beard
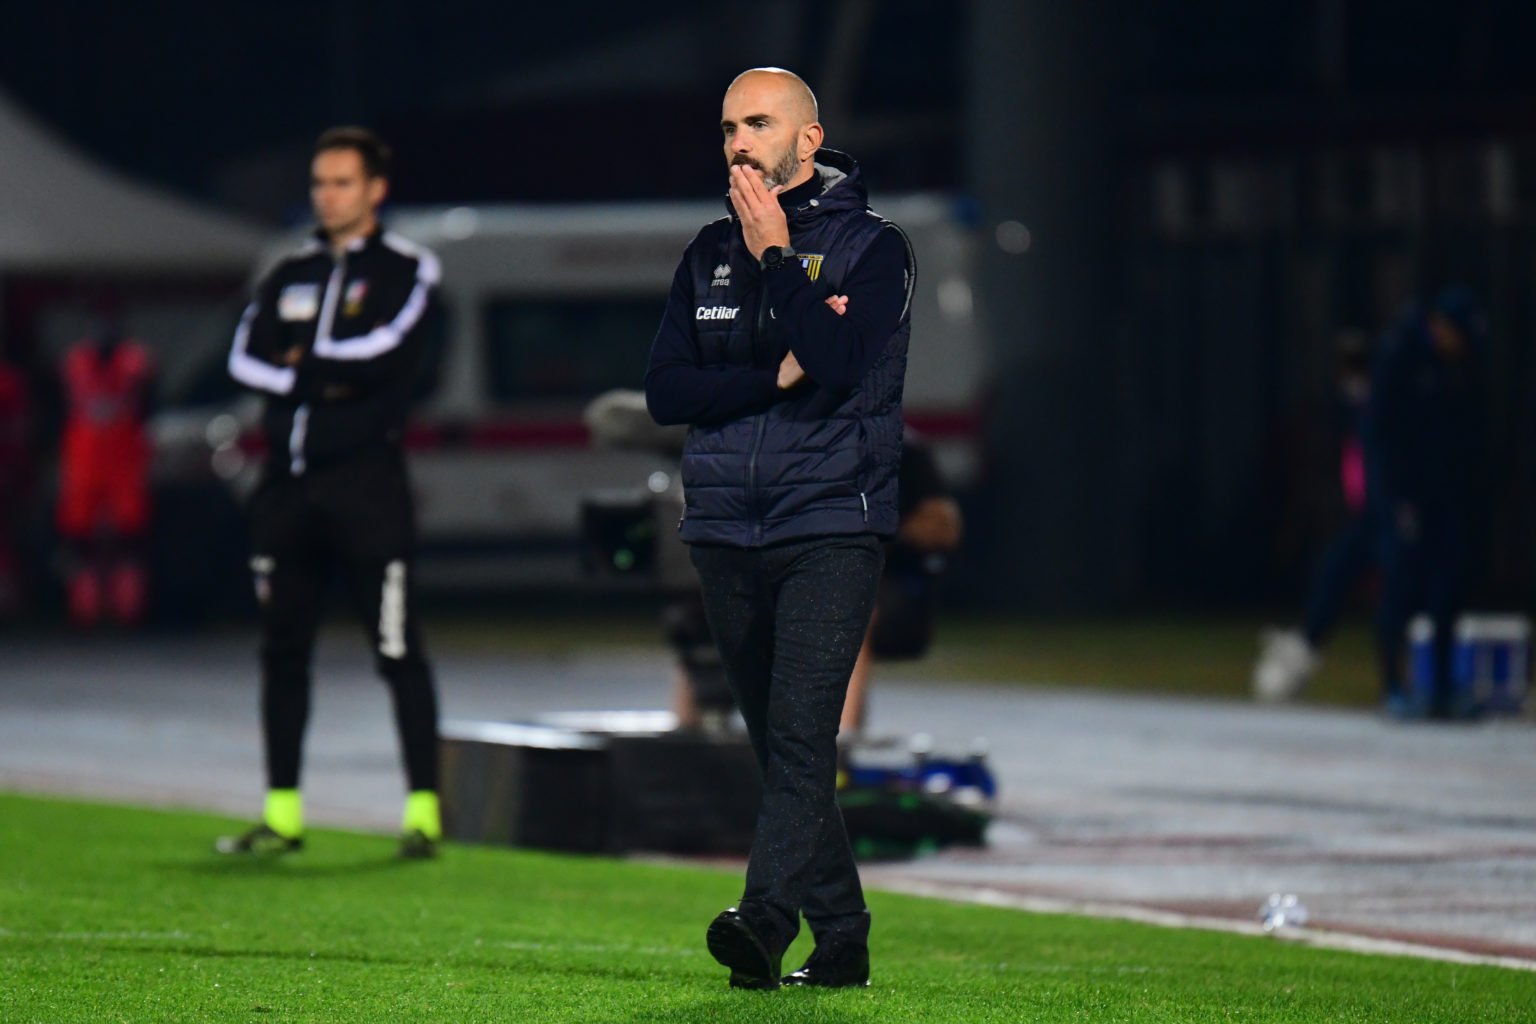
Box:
[731,147,801,189]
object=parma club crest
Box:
[798,253,824,281]
[343,279,369,317]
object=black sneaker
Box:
[214,823,303,856]
[782,940,870,988]
[398,829,438,860]
[706,907,782,990]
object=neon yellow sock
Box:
[263,789,303,839]
[403,791,441,841]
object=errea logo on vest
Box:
[696,306,739,320]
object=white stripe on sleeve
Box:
[311,238,440,362]
[227,302,296,395]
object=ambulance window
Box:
[483,298,657,401]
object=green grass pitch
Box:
[1,793,1531,1022]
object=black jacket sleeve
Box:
[763,225,910,392]
[227,272,297,397]
[645,252,782,426]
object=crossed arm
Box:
[646,168,909,426]
[228,260,436,401]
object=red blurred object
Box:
[55,336,154,540]
[107,561,147,625]
[1341,436,1367,514]
[0,360,29,618]
[67,567,102,627]
[55,334,155,628]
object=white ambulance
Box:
[159,196,988,593]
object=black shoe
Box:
[398,829,438,860]
[214,823,303,856]
[706,907,782,990]
[782,940,870,988]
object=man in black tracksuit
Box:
[219,127,443,858]
[646,68,914,991]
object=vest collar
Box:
[720,149,867,224]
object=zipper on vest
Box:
[747,413,768,544]
[747,275,773,543]
[860,491,868,523]
[752,277,772,365]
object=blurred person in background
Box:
[0,344,31,620]
[1253,333,1376,701]
[646,67,914,991]
[218,127,444,858]
[578,388,735,733]
[841,429,961,735]
[1366,287,1485,719]
[54,322,155,627]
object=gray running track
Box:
[2,630,1533,963]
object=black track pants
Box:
[248,450,439,793]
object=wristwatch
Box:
[760,245,797,271]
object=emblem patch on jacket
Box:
[343,279,369,317]
[277,283,320,321]
[799,253,824,281]
[711,263,731,288]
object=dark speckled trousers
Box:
[690,534,884,952]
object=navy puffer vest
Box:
[680,149,914,548]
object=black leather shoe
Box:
[706,907,782,990]
[782,941,870,988]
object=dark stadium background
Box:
[4,0,1536,613]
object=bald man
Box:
[646,67,915,990]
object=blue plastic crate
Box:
[1408,614,1530,714]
